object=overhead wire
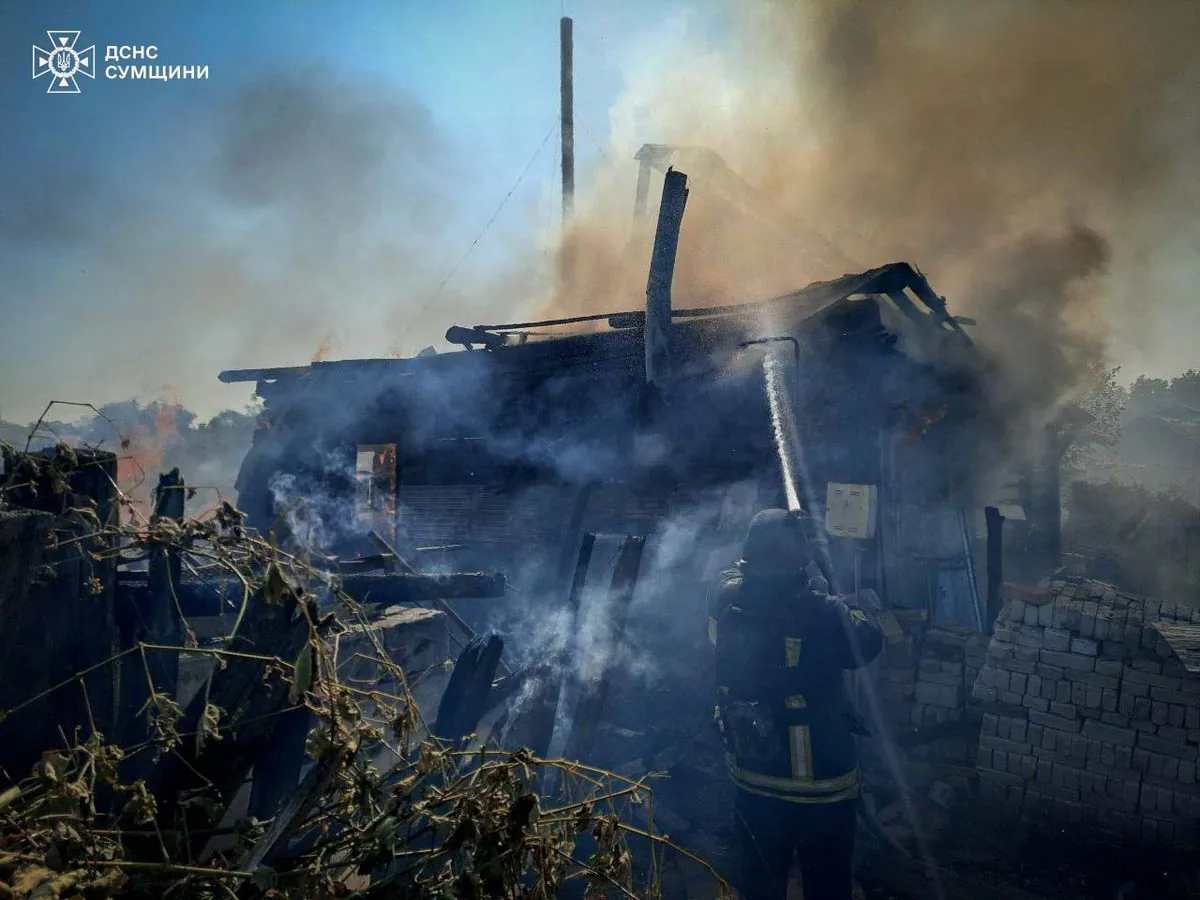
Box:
[577,119,613,168]
[414,121,558,319]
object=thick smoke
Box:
[0,67,463,421]
[542,0,1200,453]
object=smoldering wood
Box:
[633,157,652,220]
[367,528,417,573]
[344,532,511,675]
[563,535,646,765]
[335,553,398,573]
[236,746,341,880]
[248,696,312,820]
[531,532,597,759]
[552,486,594,592]
[338,605,451,739]
[149,470,185,670]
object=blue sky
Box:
[0,0,721,421]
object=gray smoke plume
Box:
[0,66,463,421]
[540,0,1200,457]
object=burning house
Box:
[3,173,1196,900]
[223,257,1003,632]
[212,189,1102,869]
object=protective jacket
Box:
[709,562,883,805]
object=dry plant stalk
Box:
[0,439,732,900]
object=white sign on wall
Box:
[825,482,878,540]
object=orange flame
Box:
[906,403,951,439]
[117,405,181,517]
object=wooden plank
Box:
[432,635,505,743]
[236,748,340,879]
[342,534,509,675]
[564,535,647,764]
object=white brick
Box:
[1071,638,1099,656]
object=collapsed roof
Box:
[219,261,977,400]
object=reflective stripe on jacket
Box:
[710,563,883,803]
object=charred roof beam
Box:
[444,326,508,351]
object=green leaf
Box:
[289,645,313,704]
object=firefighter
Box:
[709,508,883,899]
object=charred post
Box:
[984,505,1004,629]
[145,468,186,695]
[645,168,689,396]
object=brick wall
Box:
[972,577,1200,844]
[865,612,990,805]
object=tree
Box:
[1062,365,1126,470]
[1169,369,1200,413]
[1130,375,1172,413]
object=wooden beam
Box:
[433,635,505,743]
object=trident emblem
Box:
[33,31,96,94]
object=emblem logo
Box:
[32,31,96,94]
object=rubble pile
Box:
[973,577,1200,844]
